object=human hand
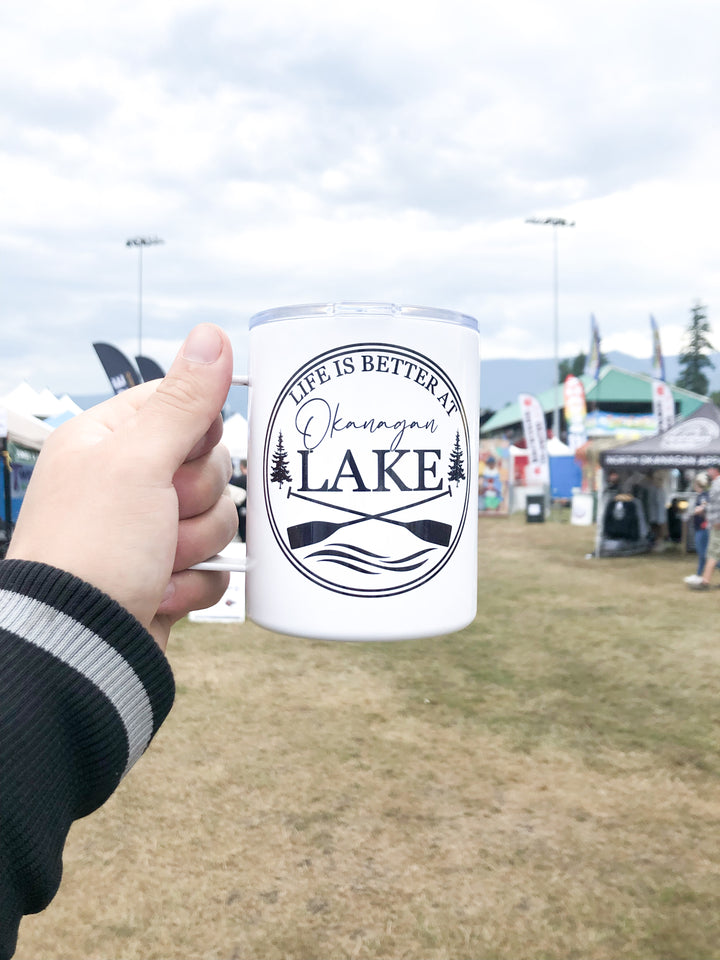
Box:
[8,324,238,650]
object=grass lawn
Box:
[15,513,720,959]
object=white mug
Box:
[196,302,479,641]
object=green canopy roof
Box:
[480,365,707,435]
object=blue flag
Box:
[650,315,665,382]
[585,315,601,380]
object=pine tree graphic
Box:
[447,431,466,487]
[270,431,292,488]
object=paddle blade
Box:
[287,520,342,549]
[403,518,452,546]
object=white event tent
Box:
[222,412,248,462]
[0,382,82,421]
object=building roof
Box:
[480,364,708,435]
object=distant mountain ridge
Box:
[480,351,720,412]
[71,383,250,418]
[70,352,720,417]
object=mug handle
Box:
[192,553,247,572]
[190,373,250,573]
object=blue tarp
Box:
[550,455,582,500]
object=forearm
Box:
[0,560,174,959]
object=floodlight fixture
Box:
[125,237,164,356]
[525,216,576,439]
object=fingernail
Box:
[182,325,223,364]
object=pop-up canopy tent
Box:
[593,401,720,557]
[3,407,53,453]
[1,407,53,535]
[599,401,720,470]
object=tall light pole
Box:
[526,216,575,439]
[126,236,164,357]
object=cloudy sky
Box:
[2,0,719,401]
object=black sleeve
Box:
[0,560,174,959]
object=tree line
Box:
[558,301,716,401]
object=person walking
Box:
[687,464,720,590]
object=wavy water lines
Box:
[304,542,436,576]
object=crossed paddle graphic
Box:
[285,488,453,550]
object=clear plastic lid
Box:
[249,301,478,331]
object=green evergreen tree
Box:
[558,351,586,382]
[676,301,714,396]
[447,431,466,487]
[558,348,608,383]
[270,431,292,487]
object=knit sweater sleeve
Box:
[0,559,175,959]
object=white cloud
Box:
[1,0,719,400]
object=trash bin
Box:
[526,494,545,523]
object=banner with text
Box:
[563,375,588,453]
[652,379,675,433]
[93,342,141,394]
[518,393,549,485]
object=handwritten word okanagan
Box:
[295,398,438,452]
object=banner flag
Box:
[650,315,665,382]
[518,393,550,484]
[135,355,165,382]
[93,343,141,394]
[563,375,588,453]
[584,314,602,380]
[652,379,675,433]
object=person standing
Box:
[684,473,710,585]
[229,459,248,541]
[688,464,720,589]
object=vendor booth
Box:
[509,436,582,513]
[1,408,52,518]
[595,401,720,557]
[1,407,53,553]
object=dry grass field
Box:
[15,513,720,959]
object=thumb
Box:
[131,324,234,470]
